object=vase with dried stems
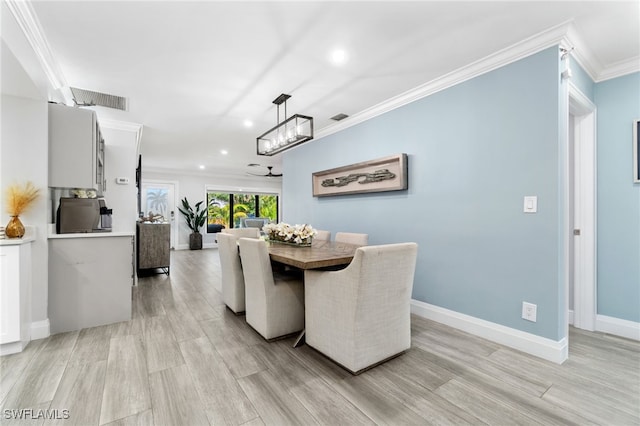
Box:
[4,181,40,238]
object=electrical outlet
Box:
[522,302,537,322]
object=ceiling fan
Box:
[246,165,283,178]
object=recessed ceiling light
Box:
[220,150,228,155]
[243,119,253,128]
[329,48,348,66]
[199,165,205,170]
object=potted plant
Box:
[178,197,206,250]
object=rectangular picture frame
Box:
[312,153,408,197]
[634,119,639,183]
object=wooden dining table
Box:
[266,239,362,270]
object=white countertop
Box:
[47,224,134,239]
[0,226,36,245]
[48,231,134,239]
[0,234,36,245]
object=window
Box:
[207,192,230,228]
[231,193,256,227]
[206,191,278,232]
[143,187,169,218]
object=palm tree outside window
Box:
[206,191,278,232]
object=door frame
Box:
[567,82,597,331]
[141,179,179,249]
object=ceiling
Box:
[23,1,640,178]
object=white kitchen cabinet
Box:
[49,103,105,195]
[48,234,134,334]
[0,237,34,355]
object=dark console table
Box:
[137,222,170,276]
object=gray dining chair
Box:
[241,217,271,230]
[304,242,418,374]
[238,237,304,340]
[334,232,368,245]
[217,232,246,314]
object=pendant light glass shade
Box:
[256,94,313,156]
[257,114,313,156]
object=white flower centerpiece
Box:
[263,222,317,247]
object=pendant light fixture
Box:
[256,93,313,156]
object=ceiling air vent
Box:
[330,113,349,121]
[70,87,128,111]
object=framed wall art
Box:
[312,153,408,197]
[634,119,639,183]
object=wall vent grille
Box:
[70,87,128,111]
[330,113,349,121]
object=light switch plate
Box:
[523,196,537,213]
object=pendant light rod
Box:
[273,93,290,125]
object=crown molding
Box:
[4,0,73,104]
[100,119,143,133]
[562,23,600,82]
[316,20,637,142]
[100,118,144,153]
[595,56,640,82]
[316,20,572,141]
[564,23,640,82]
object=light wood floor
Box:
[1,249,639,425]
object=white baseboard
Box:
[1,319,50,355]
[31,319,50,340]
[411,300,568,364]
[0,341,27,356]
[568,309,574,325]
[596,315,640,341]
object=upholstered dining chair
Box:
[304,242,418,374]
[334,232,368,245]
[217,232,246,314]
[222,228,260,238]
[314,230,331,241]
[241,217,271,229]
[237,237,305,340]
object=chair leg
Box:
[293,329,305,348]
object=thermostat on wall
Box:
[115,177,130,185]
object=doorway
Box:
[568,84,596,331]
[141,180,178,249]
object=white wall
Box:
[143,169,280,249]
[1,92,49,334]
[2,9,52,337]
[102,127,139,234]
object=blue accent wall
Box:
[283,47,565,340]
[569,58,594,100]
[594,72,640,322]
